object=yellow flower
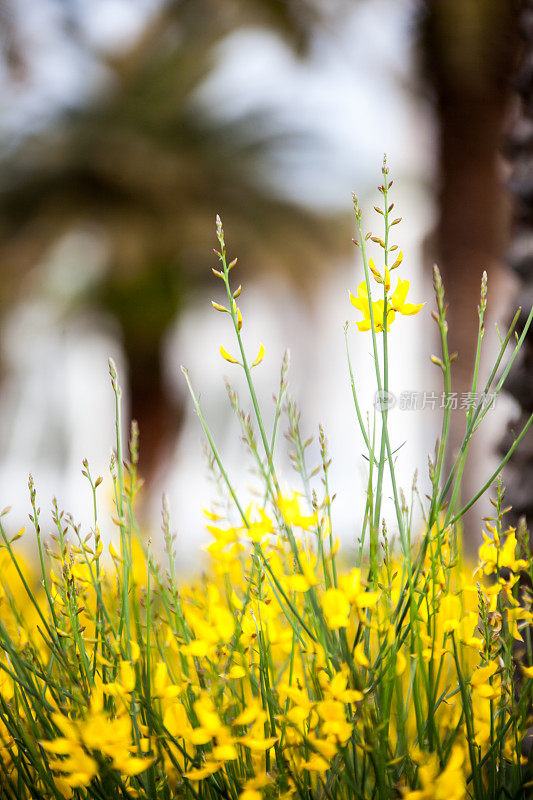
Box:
[499,528,529,572]
[349,277,423,332]
[321,588,351,629]
[40,738,97,789]
[153,662,182,699]
[286,552,318,592]
[240,773,272,800]
[354,642,370,669]
[233,699,266,727]
[478,526,528,576]
[439,593,462,634]
[220,345,240,364]
[246,506,274,544]
[507,605,532,641]
[227,664,246,679]
[192,694,225,742]
[277,492,317,531]
[319,669,363,703]
[184,762,220,781]
[470,661,499,700]
[349,282,395,332]
[403,745,465,800]
[163,701,193,741]
[301,754,330,772]
[395,650,407,676]
[339,568,379,618]
[42,709,154,787]
[240,791,262,800]
[316,700,352,744]
[307,735,338,761]
[212,741,238,761]
[238,729,278,752]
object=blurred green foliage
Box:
[0,0,349,478]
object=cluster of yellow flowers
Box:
[0,492,530,800]
[1,169,532,799]
[349,253,424,332]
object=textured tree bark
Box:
[502,1,533,527]
[497,3,533,752]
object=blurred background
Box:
[0,0,527,568]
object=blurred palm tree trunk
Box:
[501,0,533,527]
[419,0,519,543]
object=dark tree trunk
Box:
[502,1,533,526]
[498,3,533,743]
[419,0,519,545]
[421,0,518,381]
[125,344,181,488]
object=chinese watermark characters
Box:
[374,390,498,412]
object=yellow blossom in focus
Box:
[349,277,423,333]
[349,282,395,332]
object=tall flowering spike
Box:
[432,263,446,318]
[108,357,121,395]
[352,192,362,221]
[216,213,224,243]
[350,168,425,332]
[480,270,488,316]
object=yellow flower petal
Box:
[354,642,370,668]
[220,346,239,364]
[471,661,498,687]
[252,343,265,367]
[369,257,382,283]
[109,541,122,562]
[391,250,403,270]
[395,651,407,676]
[390,278,409,310]
[400,302,424,315]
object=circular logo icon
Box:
[374,390,396,411]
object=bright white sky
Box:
[0,0,446,570]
